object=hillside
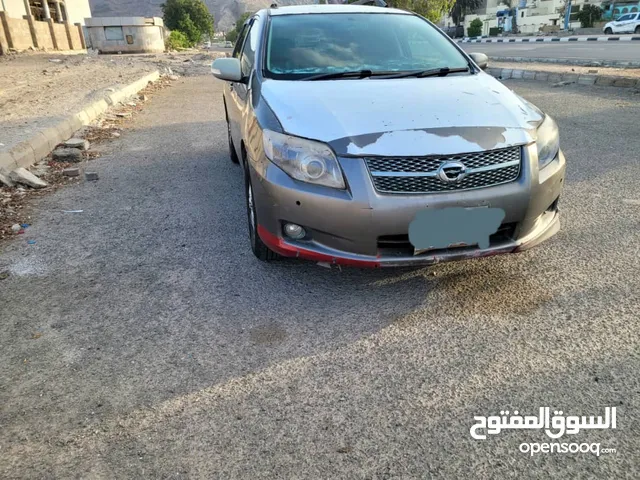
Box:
[89,0,312,32]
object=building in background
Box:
[443,0,632,36]
[0,1,91,24]
[84,17,165,54]
[0,0,90,54]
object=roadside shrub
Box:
[468,18,483,38]
[577,5,603,28]
[225,29,238,44]
[166,30,190,51]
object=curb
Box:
[487,56,640,69]
[459,35,640,43]
[486,67,640,88]
[0,71,161,175]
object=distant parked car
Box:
[443,25,464,38]
[603,12,640,34]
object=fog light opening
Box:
[284,223,306,240]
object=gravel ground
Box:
[0,51,223,153]
[0,77,638,478]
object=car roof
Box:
[267,5,411,16]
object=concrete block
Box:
[0,172,15,187]
[548,73,563,83]
[486,68,501,77]
[523,71,536,80]
[577,75,597,86]
[0,152,19,173]
[562,73,579,83]
[85,171,99,181]
[77,110,90,125]
[62,167,80,177]
[511,69,524,79]
[500,69,513,79]
[52,148,82,162]
[68,115,84,132]
[40,127,62,151]
[64,138,89,150]
[595,76,616,86]
[10,142,36,168]
[613,77,637,88]
[28,132,52,161]
[534,72,549,82]
[9,167,47,188]
[55,119,75,141]
[90,99,109,118]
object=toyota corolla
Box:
[211,4,566,267]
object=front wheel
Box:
[245,168,279,262]
[604,27,613,34]
[635,26,640,34]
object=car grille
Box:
[365,146,522,194]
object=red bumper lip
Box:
[257,225,381,268]
[257,209,559,268]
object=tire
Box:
[244,165,279,262]
[635,26,640,34]
[605,27,613,34]
[227,120,240,164]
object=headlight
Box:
[262,130,345,189]
[536,115,560,169]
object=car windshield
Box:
[264,13,470,80]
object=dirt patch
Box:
[0,50,225,154]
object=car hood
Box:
[260,73,543,156]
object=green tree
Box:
[467,18,483,37]
[177,14,201,45]
[225,12,254,45]
[166,30,190,50]
[449,0,482,27]
[162,0,214,46]
[577,5,603,28]
[387,0,456,23]
[225,29,238,43]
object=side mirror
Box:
[211,57,242,82]
[469,52,489,70]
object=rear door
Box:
[613,14,631,33]
[631,13,640,33]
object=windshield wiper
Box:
[302,70,377,81]
[382,67,470,79]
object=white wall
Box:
[64,0,92,25]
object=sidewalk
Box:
[490,61,640,80]
[0,51,223,155]
[459,34,640,43]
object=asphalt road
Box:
[1,77,639,478]
[460,41,640,62]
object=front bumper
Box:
[251,145,565,268]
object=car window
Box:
[264,13,469,80]
[232,24,249,59]
[617,14,631,21]
[240,19,259,77]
